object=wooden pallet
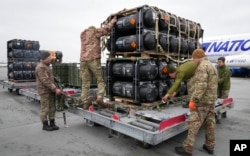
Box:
[141,101,165,108]
[107,95,189,110]
[108,51,190,61]
[111,96,140,104]
[7,58,39,62]
[107,96,165,109]
[107,96,141,110]
[8,79,36,83]
[106,100,140,110]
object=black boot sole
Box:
[203,144,214,155]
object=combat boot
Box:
[221,112,227,118]
[175,146,192,156]
[96,98,108,108]
[50,119,59,130]
[83,100,91,110]
[42,121,53,131]
[203,144,214,155]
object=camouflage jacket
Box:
[218,65,231,90]
[168,61,197,94]
[190,58,218,106]
[35,61,57,95]
[80,21,115,61]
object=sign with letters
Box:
[230,140,250,156]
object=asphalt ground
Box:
[0,67,250,156]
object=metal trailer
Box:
[19,87,41,101]
[18,87,234,148]
[69,98,234,148]
[0,80,36,94]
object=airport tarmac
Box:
[0,67,250,156]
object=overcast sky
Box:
[0,0,249,62]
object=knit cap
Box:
[40,51,50,60]
[88,25,96,29]
[192,48,205,58]
[167,64,176,74]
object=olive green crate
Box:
[67,63,97,88]
[52,63,69,84]
[52,63,106,88]
[68,63,81,87]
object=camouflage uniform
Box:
[182,58,218,153]
[80,20,115,104]
[218,64,231,98]
[35,61,57,122]
[80,59,105,101]
[168,61,197,97]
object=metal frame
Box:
[68,98,234,146]
[0,80,36,94]
[18,87,234,147]
[78,107,188,145]
[19,88,40,101]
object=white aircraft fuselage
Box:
[202,33,250,69]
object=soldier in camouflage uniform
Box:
[35,51,62,131]
[80,16,117,109]
[175,49,218,156]
[162,61,197,103]
[217,56,231,118]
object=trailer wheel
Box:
[85,119,97,127]
[15,89,20,95]
[8,88,13,92]
[137,140,152,149]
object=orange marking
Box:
[130,41,136,48]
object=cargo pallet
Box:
[108,51,192,63]
[8,79,36,83]
[0,80,36,94]
[18,87,234,148]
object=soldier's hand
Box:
[162,94,170,103]
[55,88,62,95]
[171,92,177,97]
[111,16,117,24]
[189,101,196,111]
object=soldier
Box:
[217,56,231,118]
[162,61,197,103]
[80,16,117,109]
[175,49,218,156]
[35,51,62,131]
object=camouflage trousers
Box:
[186,76,195,99]
[80,59,105,103]
[183,105,216,153]
[218,89,229,98]
[40,94,56,122]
